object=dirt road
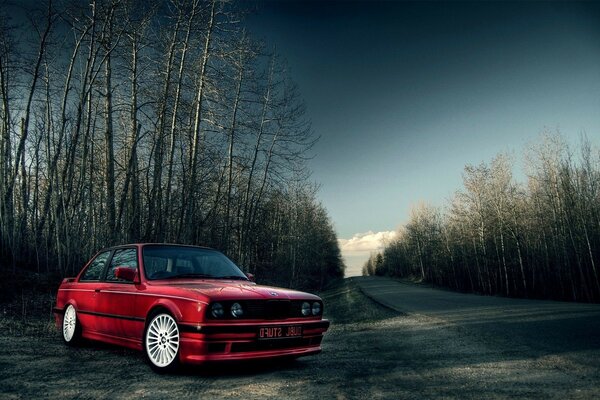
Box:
[1,277,599,399]
[356,276,600,398]
[357,276,600,357]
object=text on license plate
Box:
[258,326,302,340]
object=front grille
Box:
[245,300,293,319]
[271,300,291,318]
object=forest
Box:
[364,133,600,303]
[0,0,344,291]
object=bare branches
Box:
[0,0,343,291]
[368,132,600,303]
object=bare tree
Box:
[375,131,600,302]
[0,0,344,292]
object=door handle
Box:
[95,289,101,293]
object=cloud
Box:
[338,230,398,253]
[338,230,398,277]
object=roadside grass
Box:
[0,313,56,337]
[320,277,398,324]
[0,290,56,337]
[0,270,58,337]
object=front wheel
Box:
[62,304,81,345]
[144,313,180,373]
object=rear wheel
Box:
[62,304,81,345]
[144,313,180,373]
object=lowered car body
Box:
[54,243,329,371]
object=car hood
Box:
[146,279,320,302]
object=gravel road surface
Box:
[356,276,600,399]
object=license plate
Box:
[258,325,302,340]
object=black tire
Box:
[144,311,181,373]
[62,304,82,346]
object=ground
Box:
[1,277,599,399]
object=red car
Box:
[54,243,329,372]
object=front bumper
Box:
[177,319,330,364]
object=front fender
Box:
[147,298,185,322]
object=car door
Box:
[95,248,141,339]
[74,250,112,333]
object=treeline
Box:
[0,0,344,290]
[364,133,600,302]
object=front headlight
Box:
[231,302,243,318]
[312,302,321,316]
[301,302,311,316]
[211,302,224,318]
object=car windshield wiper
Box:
[164,273,214,279]
[214,275,249,281]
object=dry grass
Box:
[0,270,58,337]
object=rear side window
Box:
[80,251,110,281]
[106,248,138,282]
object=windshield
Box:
[142,245,248,281]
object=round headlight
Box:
[312,302,321,316]
[231,302,243,318]
[211,302,224,318]
[301,302,311,316]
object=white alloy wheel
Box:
[63,305,77,343]
[145,313,180,369]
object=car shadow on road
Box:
[177,357,309,377]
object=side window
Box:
[80,252,111,281]
[106,248,138,282]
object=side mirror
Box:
[115,267,138,282]
[246,272,255,282]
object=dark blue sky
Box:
[246,1,600,274]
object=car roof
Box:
[97,243,215,253]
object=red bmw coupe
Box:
[54,243,330,372]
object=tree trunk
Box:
[224,52,245,251]
[165,1,198,240]
[104,14,116,241]
[185,0,216,238]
